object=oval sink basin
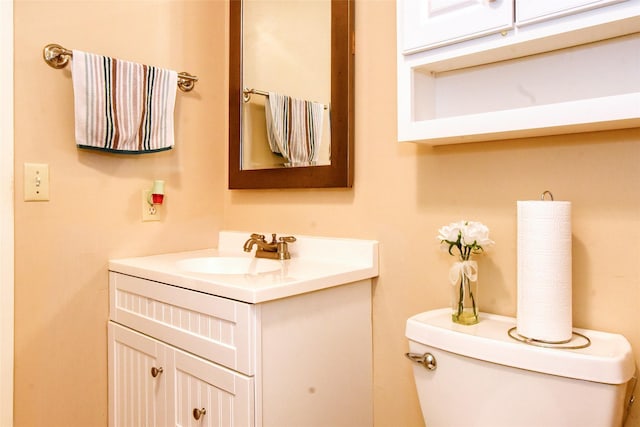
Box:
[176,256,282,275]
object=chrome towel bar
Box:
[243,87,328,110]
[43,43,198,92]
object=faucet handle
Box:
[278,236,296,243]
[250,233,266,241]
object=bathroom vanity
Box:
[107,232,378,427]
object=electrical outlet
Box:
[142,189,160,221]
[24,163,50,201]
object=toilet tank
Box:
[406,309,636,427]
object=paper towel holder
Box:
[541,190,554,201]
[507,327,591,349]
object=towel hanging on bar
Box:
[265,92,324,166]
[71,50,177,154]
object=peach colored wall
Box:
[13,1,640,427]
[13,1,226,426]
[223,1,640,427]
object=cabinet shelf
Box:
[399,92,640,145]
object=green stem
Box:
[457,276,465,316]
[468,279,477,316]
[455,260,478,321]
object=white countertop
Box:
[109,231,379,303]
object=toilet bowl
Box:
[406,308,637,427]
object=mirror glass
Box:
[242,0,331,169]
[229,0,354,189]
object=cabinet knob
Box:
[192,407,207,421]
[150,367,164,378]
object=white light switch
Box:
[24,163,50,201]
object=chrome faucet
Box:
[243,233,296,260]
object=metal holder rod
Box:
[541,190,554,201]
[43,43,198,92]
[507,327,591,349]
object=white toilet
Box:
[406,308,637,427]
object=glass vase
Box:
[451,261,479,325]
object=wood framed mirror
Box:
[229,0,354,189]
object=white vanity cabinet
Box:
[107,236,376,427]
[109,322,253,427]
[397,0,640,145]
[108,273,256,427]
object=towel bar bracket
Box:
[43,43,71,69]
[177,72,198,92]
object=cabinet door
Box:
[172,349,254,427]
[516,0,627,25]
[400,0,514,54]
[109,322,169,427]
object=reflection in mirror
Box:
[229,0,354,189]
[242,0,331,170]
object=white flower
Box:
[437,220,494,260]
[462,221,494,248]
[437,222,462,243]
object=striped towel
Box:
[71,50,177,154]
[265,92,324,166]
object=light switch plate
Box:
[24,163,50,201]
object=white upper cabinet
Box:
[401,0,514,54]
[516,0,625,26]
[397,0,640,145]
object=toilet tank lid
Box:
[406,308,635,385]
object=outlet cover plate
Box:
[142,190,160,221]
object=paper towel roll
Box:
[517,200,572,342]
